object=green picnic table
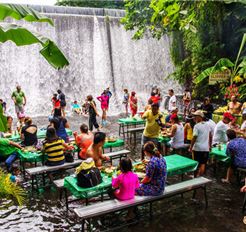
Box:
[9,128,73,142]
[165,154,198,176]
[64,154,198,209]
[210,145,230,162]
[118,117,145,125]
[103,139,124,152]
[118,117,145,139]
[64,174,112,208]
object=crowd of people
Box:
[0,84,246,221]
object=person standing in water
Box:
[130,91,138,117]
[123,89,129,117]
[97,90,109,127]
[57,89,66,117]
[11,85,26,119]
[87,95,100,132]
[105,87,112,109]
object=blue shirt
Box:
[226,138,246,168]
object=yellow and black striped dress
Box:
[43,139,65,164]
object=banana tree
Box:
[194,33,246,85]
[0,3,69,69]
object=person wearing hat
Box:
[212,112,234,145]
[141,103,165,159]
[184,115,196,144]
[165,106,178,126]
[189,110,212,176]
[11,85,26,119]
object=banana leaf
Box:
[0,23,69,69]
[193,66,214,84]
[0,104,7,133]
[194,58,234,84]
[0,3,53,26]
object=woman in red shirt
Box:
[73,124,93,160]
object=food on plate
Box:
[134,163,146,172]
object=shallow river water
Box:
[0,114,245,231]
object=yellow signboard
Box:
[209,70,230,85]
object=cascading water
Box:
[0,5,181,117]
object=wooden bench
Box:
[26,160,82,192]
[127,127,145,143]
[105,149,131,164]
[74,177,212,231]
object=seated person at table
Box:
[112,158,139,201]
[213,112,234,145]
[184,115,195,144]
[73,124,93,160]
[136,142,167,196]
[16,113,25,134]
[86,132,110,167]
[222,129,246,183]
[227,95,241,115]
[7,116,13,134]
[21,117,38,146]
[165,106,178,125]
[43,127,73,166]
[141,103,165,159]
[167,114,184,150]
[0,138,23,172]
[50,108,70,142]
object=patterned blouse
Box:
[136,156,167,196]
[226,138,246,168]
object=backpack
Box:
[77,167,102,188]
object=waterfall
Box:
[0,5,181,117]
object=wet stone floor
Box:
[0,114,245,231]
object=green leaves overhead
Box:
[0,3,69,69]
[0,23,69,69]
[0,4,53,26]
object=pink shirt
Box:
[112,171,140,201]
[97,95,109,110]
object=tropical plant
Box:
[194,33,246,85]
[0,3,69,69]
[0,168,26,206]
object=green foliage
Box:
[56,0,125,9]
[0,4,53,25]
[194,33,246,85]
[0,168,26,206]
[0,4,69,69]
[121,0,246,101]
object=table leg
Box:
[203,186,208,208]
[149,202,153,218]
[31,175,34,194]
[64,188,69,210]
[81,219,85,232]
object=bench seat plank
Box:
[74,177,212,219]
[106,150,130,159]
[127,127,145,132]
[26,160,82,175]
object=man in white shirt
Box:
[189,110,212,176]
[205,118,216,137]
[212,112,234,145]
[168,89,176,112]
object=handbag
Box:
[77,167,102,188]
[64,151,74,163]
